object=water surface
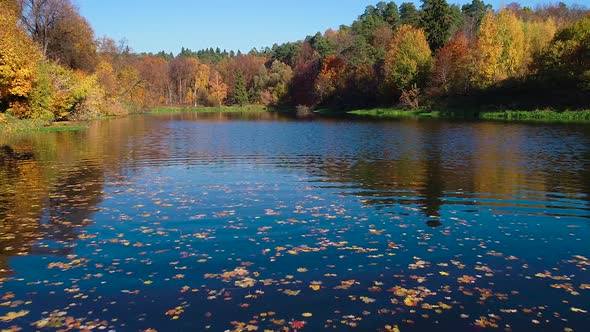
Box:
[1,112,590,331]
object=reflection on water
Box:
[0,112,589,331]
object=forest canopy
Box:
[1,0,589,123]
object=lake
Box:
[1,112,589,331]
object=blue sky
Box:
[75,0,586,55]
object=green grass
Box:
[0,115,48,134]
[26,125,87,132]
[347,108,590,123]
[348,108,442,118]
[148,105,271,114]
[479,109,590,123]
[1,114,87,134]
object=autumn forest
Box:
[3,1,590,331]
[1,0,590,124]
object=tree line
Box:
[1,0,589,123]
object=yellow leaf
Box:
[0,310,29,322]
[404,296,421,307]
[309,284,321,291]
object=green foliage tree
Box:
[448,4,464,38]
[461,0,490,24]
[461,0,492,39]
[382,2,400,28]
[232,72,249,106]
[253,60,293,105]
[307,32,337,59]
[27,62,54,121]
[399,2,421,27]
[271,42,301,68]
[420,0,453,51]
[537,16,590,90]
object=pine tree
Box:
[232,72,249,106]
[420,0,453,51]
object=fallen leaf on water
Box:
[0,310,29,322]
[457,275,476,284]
[403,296,421,307]
[360,296,376,304]
[283,289,301,296]
[384,325,401,332]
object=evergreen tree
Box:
[420,0,453,51]
[232,72,249,106]
[399,2,421,26]
[383,2,400,28]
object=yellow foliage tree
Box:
[471,10,503,88]
[497,9,526,78]
[194,63,210,105]
[384,25,432,92]
[0,1,41,117]
[523,18,557,65]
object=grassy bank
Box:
[0,114,86,134]
[348,109,442,118]
[346,108,590,123]
[148,105,271,114]
[478,109,590,123]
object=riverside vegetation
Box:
[1,0,590,129]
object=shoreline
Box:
[3,106,590,134]
[147,105,272,114]
[347,108,590,124]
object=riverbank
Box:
[347,109,442,118]
[148,105,272,114]
[4,106,590,133]
[347,108,590,123]
[0,114,87,134]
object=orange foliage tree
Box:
[208,70,227,107]
[430,32,471,96]
[315,55,347,101]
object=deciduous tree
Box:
[0,1,41,117]
[429,32,471,95]
[385,25,432,92]
[18,0,98,72]
[315,55,347,102]
[537,16,590,90]
[497,9,526,78]
[208,70,227,107]
[471,10,502,88]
